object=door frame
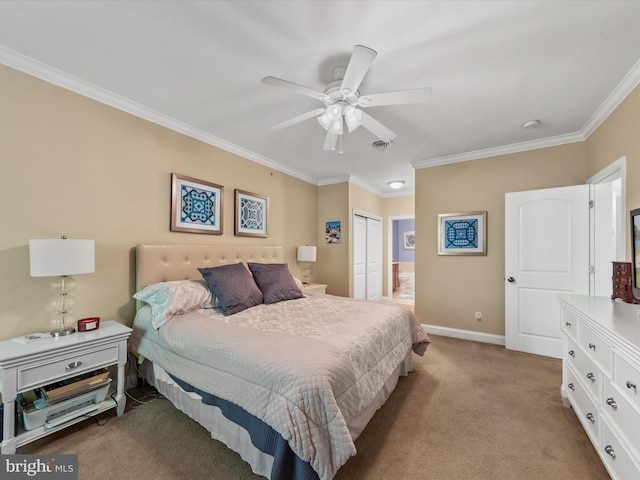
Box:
[587,155,626,296]
[386,215,415,300]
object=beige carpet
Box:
[19,335,610,480]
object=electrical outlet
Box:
[475,312,482,321]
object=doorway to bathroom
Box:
[388,216,415,310]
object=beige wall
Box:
[415,143,588,336]
[317,183,349,296]
[0,65,318,340]
[586,86,640,256]
[413,83,640,338]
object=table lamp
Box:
[296,245,316,285]
[29,237,95,336]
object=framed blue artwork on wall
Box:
[234,189,269,237]
[171,173,223,235]
[437,211,487,256]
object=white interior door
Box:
[366,216,382,300]
[353,214,366,299]
[352,211,382,300]
[505,185,589,358]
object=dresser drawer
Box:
[567,365,600,442]
[603,381,640,460]
[561,311,579,343]
[570,338,601,402]
[613,352,640,412]
[612,262,632,275]
[601,418,640,480]
[17,345,119,391]
[581,325,611,376]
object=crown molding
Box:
[412,132,584,169]
[0,45,317,186]
[581,57,640,138]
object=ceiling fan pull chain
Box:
[339,135,343,154]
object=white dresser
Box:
[559,295,640,479]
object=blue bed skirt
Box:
[170,375,320,480]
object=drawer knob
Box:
[586,372,596,383]
[568,350,575,358]
[568,383,575,391]
[586,413,595,424]
[588,343,596,351]
[65,361,82,371]
[627,381,637,390]
[605,445,616,459]
[606,397,618,410]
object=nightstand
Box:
[304,283,327,294]
[0,320,132,454]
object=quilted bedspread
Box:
[130,293,430,480]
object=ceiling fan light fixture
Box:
[344,105,362,132]
[329,118,343,135]
[387,180,405,190]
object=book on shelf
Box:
[42,368,110,399]
[44,377,112,406]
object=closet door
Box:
[352,212,382,300]
[353,214,367,299]
[366,216,382,300]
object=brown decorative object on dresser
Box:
[611,261,639,303]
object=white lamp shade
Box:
[297,245,317,262]
[29,239,95,277]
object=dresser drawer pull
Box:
[568,350,575,358]
[627,381,637,390]
[586,413,595,424]
[588,343,596,351]
[606,397,618,410]
[605,445,616,459]
[568,383,575,391]
[586,373,596,382]
[565,321,572,327]
[65,361,82,371]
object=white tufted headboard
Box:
[136,244,284,293]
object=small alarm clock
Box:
[77,317,100,332]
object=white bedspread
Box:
[130,293,430,480]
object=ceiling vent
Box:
[370,140,393,150]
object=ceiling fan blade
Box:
[340,45,377,95]
[271,108,326,130]
[323,131,338,151]
[357,87,432,107]
[262,76,328,101]
[359,111,396,143]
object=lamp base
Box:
[50,328,75,337]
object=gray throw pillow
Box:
[198,263,263,315]
[247,262,303,304]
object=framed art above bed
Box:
[170,173,224,235]
[234,189,269,237]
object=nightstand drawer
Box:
[17,345,119,391]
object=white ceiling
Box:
[2,1,640,196]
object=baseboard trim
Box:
[422,324,505,346]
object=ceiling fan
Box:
[262,45,432,152]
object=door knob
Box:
[507,277,515,283]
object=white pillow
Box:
[133,279,213,329]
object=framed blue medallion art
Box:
[235,189,269,237]
[437,212,487,256]
[171,173,223,235]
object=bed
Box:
[129,244,430,480]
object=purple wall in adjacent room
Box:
[392,218,415,262]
